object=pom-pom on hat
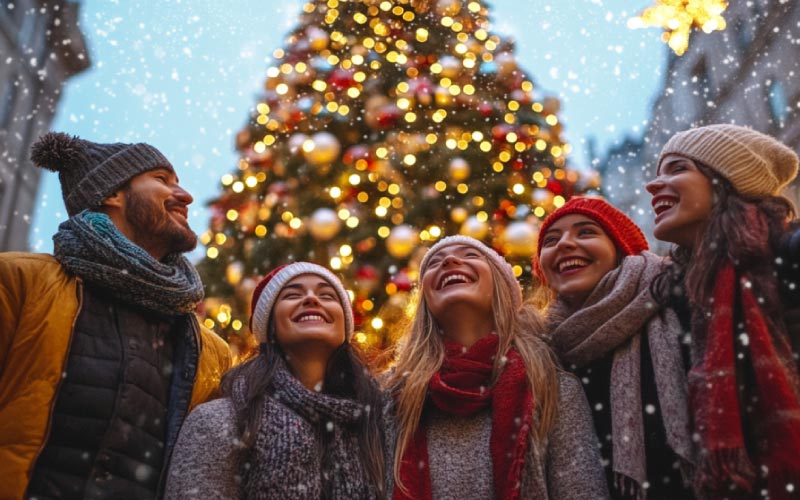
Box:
[419,235,522,310]
[250,262,354,343]
[658,124,799,199]
[533,197,649,280]
[30,132,173,216]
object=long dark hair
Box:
[652,162,794,344]
[219,322,386,500]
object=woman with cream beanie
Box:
[646,124,800,499]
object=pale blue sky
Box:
[31,0,665,256]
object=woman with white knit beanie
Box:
[646,124,800,499]
[385,235,608,500]
[165,262,386,500]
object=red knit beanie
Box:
[533,197,649,280]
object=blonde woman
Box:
[386,235,608,500]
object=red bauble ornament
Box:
[327,68,357,90]
[546,179,564,195]
[376,106,401,128]
[343,144,371,165]
[478,101,494,117]
[352,307,365,327]
[390,268,412,292]
[492,208,508,222]
[491,123,513,142]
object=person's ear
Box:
[100,188,125,209]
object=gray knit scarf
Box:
[547,252,693,499]
[53,210,204,316]
[234,363,377,500]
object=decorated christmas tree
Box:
[197,0,597,360]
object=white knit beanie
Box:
[658,124,799,199]
[250,262,354,343]
[419,235,522,309]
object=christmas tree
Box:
[197,0,597,360]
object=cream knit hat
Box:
[658,124,798,199]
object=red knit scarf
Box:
[394,333,534,500]
[689,262,800,499]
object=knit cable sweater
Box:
[164,369,379,500]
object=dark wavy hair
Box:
[219,320,386,500]
[651,161,795,347]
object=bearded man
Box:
[0,132,231,499]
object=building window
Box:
[767,79,789,128]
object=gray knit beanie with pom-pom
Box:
[30,132,173,216]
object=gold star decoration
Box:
[628,0,728,56]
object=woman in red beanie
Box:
[165,262,387,500]
[534,196,695,500]
[646,124,800,499]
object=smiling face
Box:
[272,274,346,355]
[646,154,714,248]
[116,167,197,259]
[538,214,618,306]
[421,244,495,322]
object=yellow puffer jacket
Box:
[0,252,232,500]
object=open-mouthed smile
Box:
[437,272,474,290]
[556,257,590,274]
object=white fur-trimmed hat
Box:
[418,235,522,309]
[250,262,353,343]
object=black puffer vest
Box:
[26,286,175,500]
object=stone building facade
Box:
[0,0,88,251]
[598,0,800,252]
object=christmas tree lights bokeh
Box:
[196,0,600,362]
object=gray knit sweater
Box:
[164,371,378,500]
[163,398,240,499]
[388,372,610,500]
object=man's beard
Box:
[124,187,198,257]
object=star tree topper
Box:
[628,0,728,56]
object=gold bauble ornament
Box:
[459,216,489,240]
[308,208,342,241]
[386,224,418,258]
[501,221,536,257]
[304,132,341,166]
[438,55,462,79]
[448,157,471,182]
[306,26,329,51]
[435,0,462,16]
[450,206,468,223]
[226,261,245,286]
[435,86,453,106]
[288,133,309,155]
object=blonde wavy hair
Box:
[385,255,560,490]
